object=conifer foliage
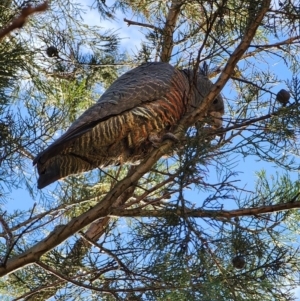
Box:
[1,1,300,300]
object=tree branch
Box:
[214,103,297,137]
[179,0,271,131]
[110,193,300,219]
[123,18,161,33]
[160,0,183,62]
[35,261,115,296]
[231,76,275,96]
[0,1,48,41]
[249,35,300,49]
[0,0,271,278]
[241,35,300,60]
[27,184,137,300]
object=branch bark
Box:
[160,0,183,62]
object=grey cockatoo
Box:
[33,62,224,188]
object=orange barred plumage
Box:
[33,62,224,188]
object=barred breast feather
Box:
[33,62,224,189]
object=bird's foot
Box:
[148,132,179,147]
[161,132,179,142]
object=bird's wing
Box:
[33,62,181,165]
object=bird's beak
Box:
[209,111,223,129]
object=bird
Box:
[33,62,224,189]
[276,89,290,107]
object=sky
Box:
[78,0,300,202]
[65,2,300,299]
[3,0,300,299]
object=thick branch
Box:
[160,0,183,62]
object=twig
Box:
[0,1,48,41]
[0,214,13,250]
[249,35,300,49]
[123,18,161,33]
[209,104,295,137]
[12,279,64,301]
[231,76,276,96]
[79,231,131,274]
[35,260,148,296]
[181,0,271,131]
[1,203,40,267]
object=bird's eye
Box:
[213,99,218,104]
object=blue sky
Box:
[2,0,300,299]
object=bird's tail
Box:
[37,155,94,189]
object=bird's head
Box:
[196,74,225,129]
[182,69,224,129]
